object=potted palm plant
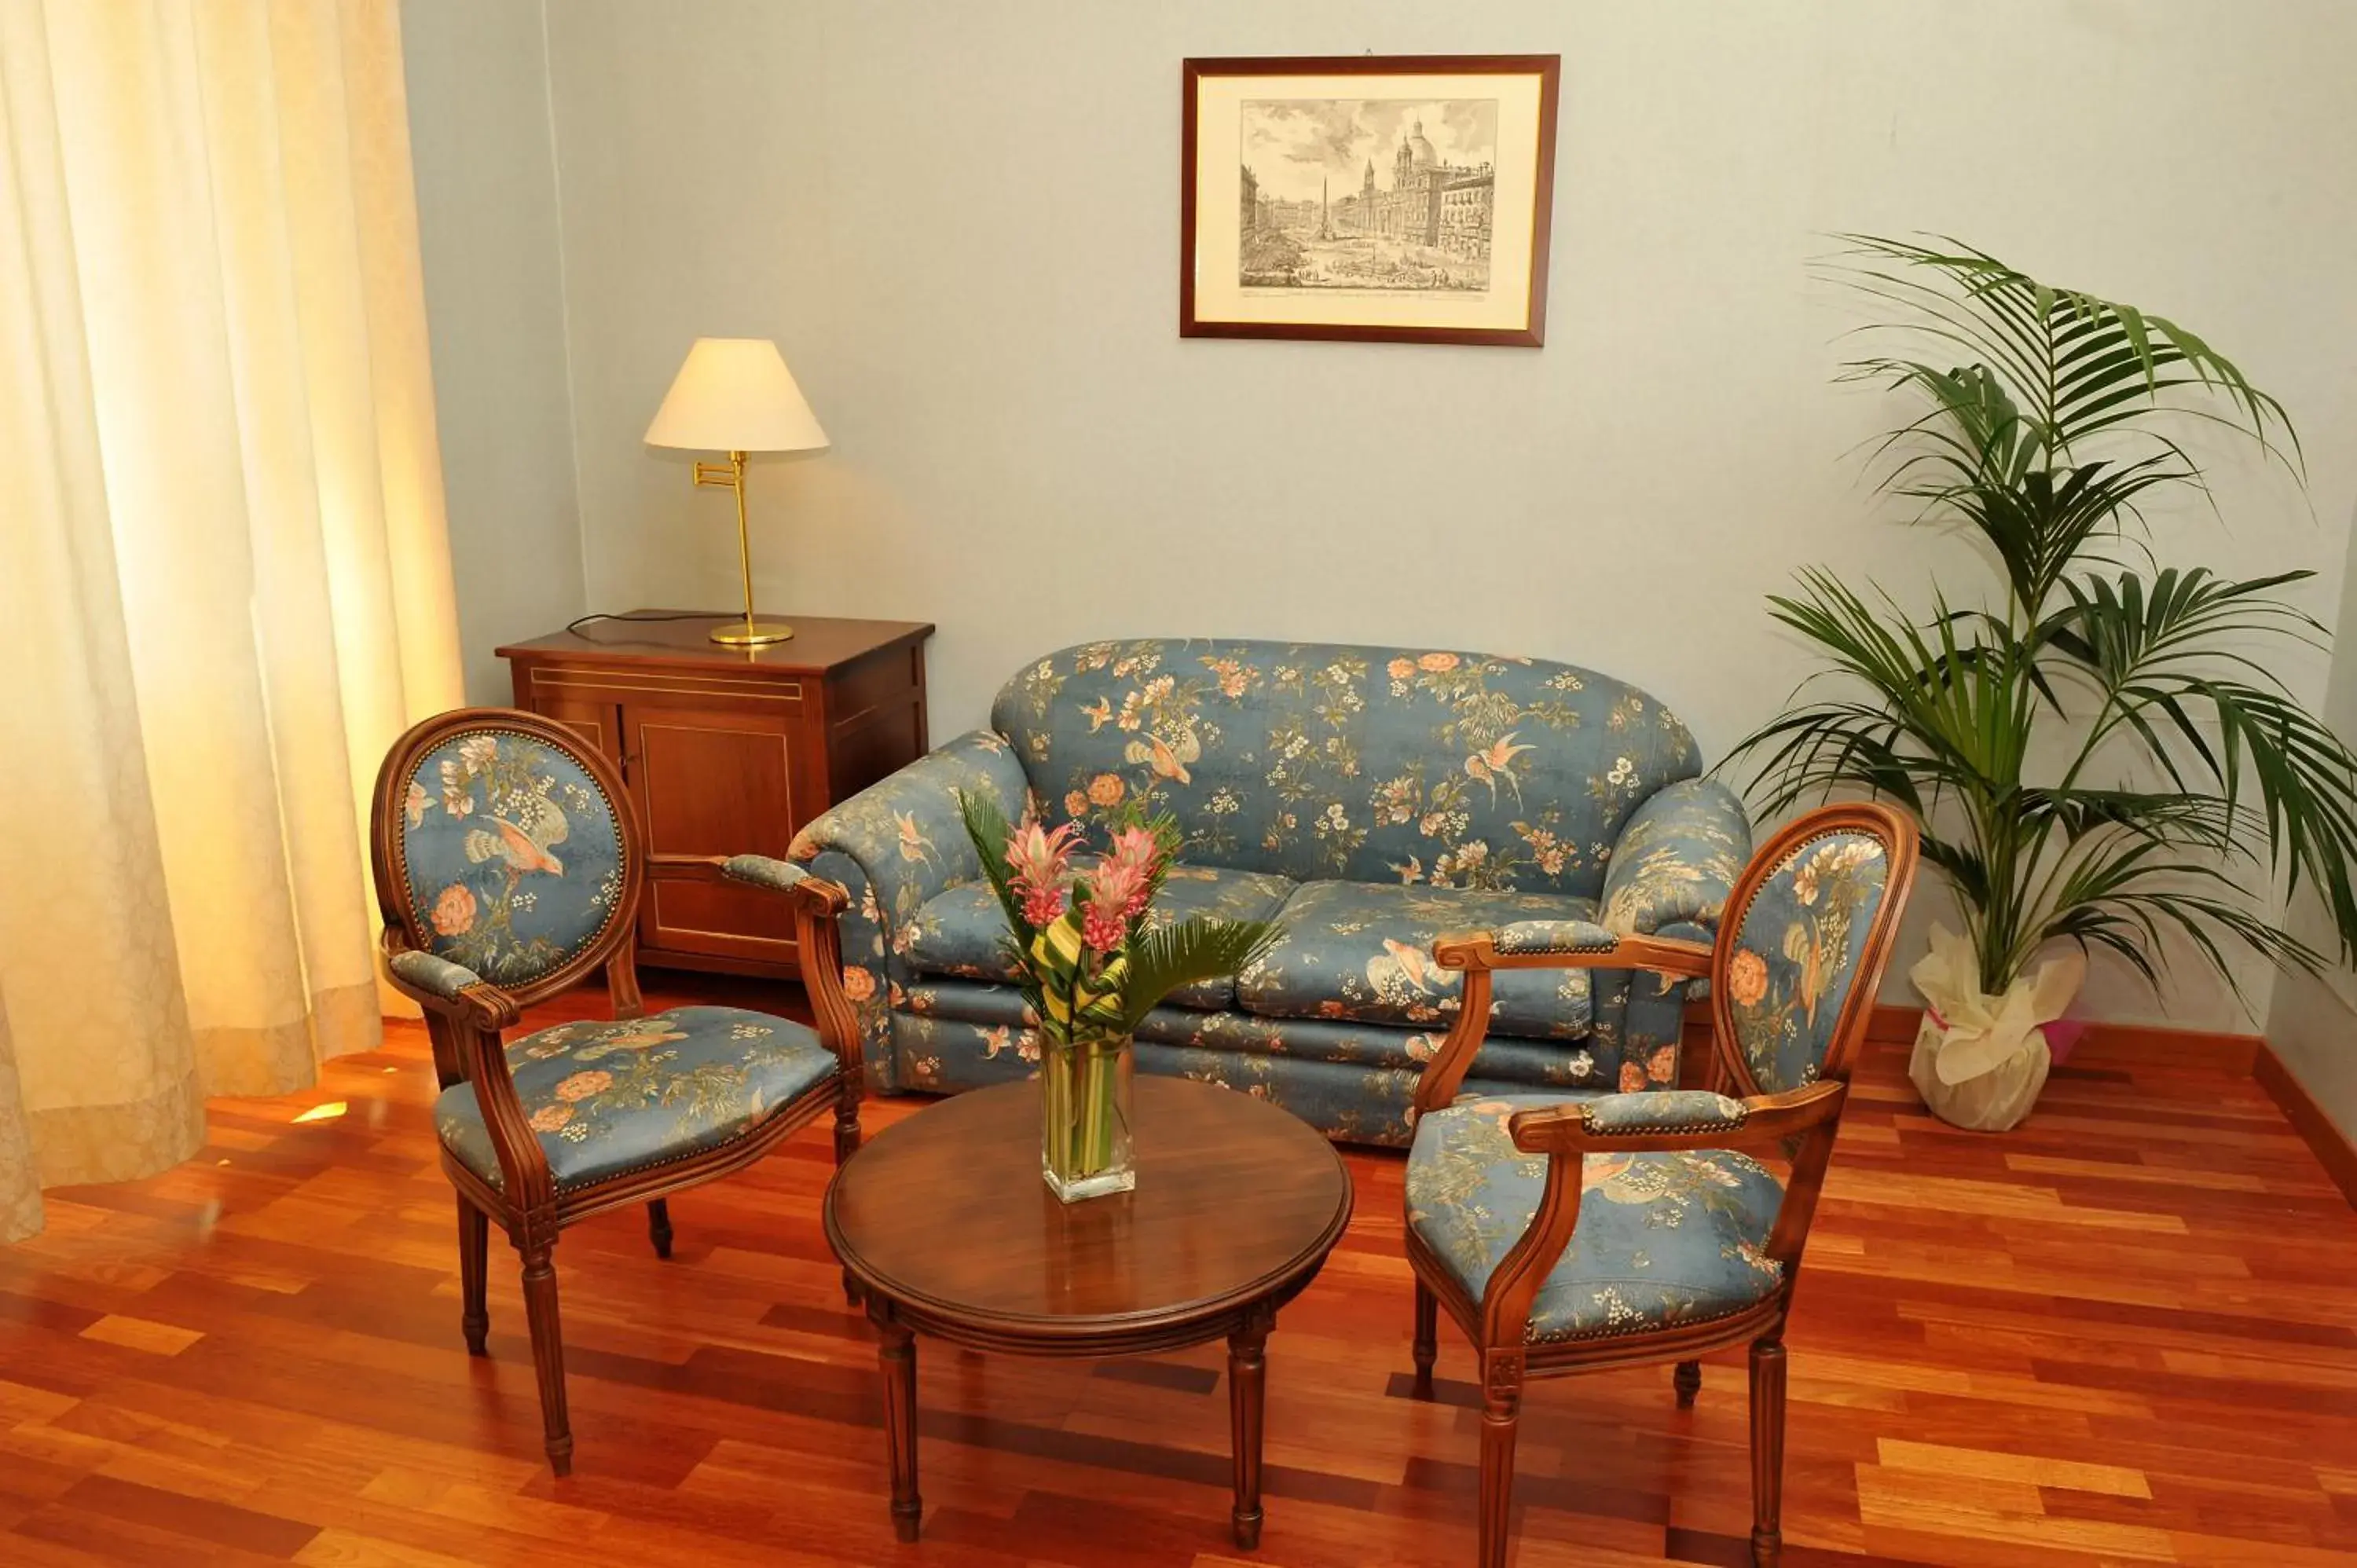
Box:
[1734,236,2357,1129]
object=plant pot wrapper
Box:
[1907,923,2084,1132]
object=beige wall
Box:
[2266,496,2357,1138]
[401,0,585,702]
[405,0,2357,1034]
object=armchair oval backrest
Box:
[1711,802,1919,1097]
[371,709,640,1003]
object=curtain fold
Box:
[0,0,462,1238]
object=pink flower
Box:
[1081,897,1128,954]
[1021,881,1069,926]
[1102,826,1163,886]
[1079,857,1152,952]
[1005,819,1081,926]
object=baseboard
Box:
[1685,998,2260,1072]
[2254,1042,2357,1208]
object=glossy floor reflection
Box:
[1,976,2352,1566]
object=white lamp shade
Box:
[643,337,829,454]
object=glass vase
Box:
[1040,1034,1135,1203]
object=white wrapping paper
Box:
[1906,924,2084,1132]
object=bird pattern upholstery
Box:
[432,1006,839,1192]
[1406,1092,1786,1342]
[791,640,1754,1138]
[394,727,627,988]
[1721,829,1893,1094]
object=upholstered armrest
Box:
[1432,926,1712,976]
[1577,1089,1747,1138]
[1508,1080,1844,1156]
[720,852,808,892]
[387,947,483,1000]
[383,943,519,1030]
[716,853,849,914]
[1599,778,1750,939]
[787,729,1028,931]
[1494,918,1618,957]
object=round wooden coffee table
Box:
[823,1074,1353,1549]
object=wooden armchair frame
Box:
[1405,803,1919,1567]
[369,708,864,1475]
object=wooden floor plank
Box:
[1,973,2351,1566]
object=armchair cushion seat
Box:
[1406,1093,1786,1342]
[904,862,1295,1010]
[1238,881,1597,1039]
[433,1006,838,1192]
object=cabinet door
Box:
[620,698,808,973]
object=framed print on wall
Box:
[1181,54,1560,347]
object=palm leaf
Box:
[1112,918,1282,1035]
[1732,235,2345,998]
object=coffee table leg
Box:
[871,1299,922,1541]
[1228,1310,1272,1549]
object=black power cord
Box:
[562,610,717,638]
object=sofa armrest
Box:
[1580,779,1750,1093]
[1600,778,1750,940]
[788,730,1029,925]
[788,731,1030,1090]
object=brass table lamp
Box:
[644,337,830,646]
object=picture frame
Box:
[1181,54,1561,348]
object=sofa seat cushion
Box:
[1406,1093,1786,1342]
[901,862,1295,1010]
[433,1006,838,1192]
[1237,880,1596,1039]
[898,976,1614,1088]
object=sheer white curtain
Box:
[0,0,464,1238]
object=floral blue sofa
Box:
[786,639,1750,1145]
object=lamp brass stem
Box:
[693,449,793,647]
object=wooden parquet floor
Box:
[2,976,2354,1567]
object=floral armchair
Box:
[1403,802,1919,1567]
[370,709,863,1475]
[788,639,1752,1144]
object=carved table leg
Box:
[1228,1310,1271,1549]
[871,1299,922,1542]
[1675,1358,1702,1409]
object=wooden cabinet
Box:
[500,611,933,979]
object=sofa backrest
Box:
[991,638,1703,898]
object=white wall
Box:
[2267,496,2357,1138]
[405,0,2357,1032]
[401,0,585,702]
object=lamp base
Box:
[710,621,795,647]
